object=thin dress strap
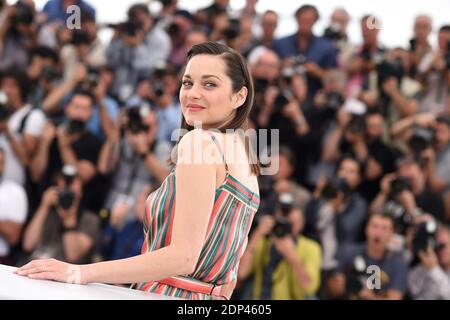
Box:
[206,131,229,173]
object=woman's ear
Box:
[233,86,248,109]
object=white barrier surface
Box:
[0,264,180,300]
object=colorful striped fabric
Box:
[132,132,260,299]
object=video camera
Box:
[345,255,369,296]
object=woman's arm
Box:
[17,129,219,285]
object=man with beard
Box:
[31,88,101,212]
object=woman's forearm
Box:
[82,246,194,285]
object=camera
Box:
[11,1,34,26]
[345,255,369,296]
[41,65,60,82]
[57,165,77,210]
[126,103,151,134]
[58,188,75,210]
[377,57,405,86]
[346,114,367,135]
[223,18,240,40]
[70,29,90,46]
[323,23,343,41]
[324,91,345,116]
[389,176,413,197]
[0,91,11,122]
[408,126,435,155]
[271,193,294,238]
[409,38,417,52]
[153,81,165,98]
[360,46,372,61]
[383,200,413,234]
[66,119,86,135]
[321,177,351,201]
[412,219,444,257]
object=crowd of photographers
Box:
[0,0,449,300]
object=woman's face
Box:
[180,54,247,129]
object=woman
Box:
[16,42,261,300]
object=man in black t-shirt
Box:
[32,89,102,211]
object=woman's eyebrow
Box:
[182,74,221,81]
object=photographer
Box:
[128,65,181,145]
[0,1,37,71]
[417,25,450,115]
[376,48,422,125]
[370,157,446,223]
[304,156,367,267]
[238,195,322,300]
[325,212,408,300]
[408,223,450,299]
[303,69,347,188]
[42,63,119,141]
[100,184,149,261]
[106,3,171,100]
[0,69,46,186]
[272,5,337,96]
[26,46,61,110]
[409,15,433,78]
[346,15,385,100]
[98,103,171,220]
[424,116,450,194]
[0,148,28,265]
[60,11,106,81]
[31,88,102,211]
[323,8,354,70]
[22,165,100,264]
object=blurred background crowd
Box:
[0,0,449,300]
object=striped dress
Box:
[132,132,260,299]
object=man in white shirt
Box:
[0,148,28,265]
[0,70,46,186]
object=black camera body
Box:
[412,219,444,257]
[66,119,86,135]
[324,91,344,113]
[377,58,405,86]
[58,188,75,210]
[408,126,435,155]
[126,104,151,134]
[324,24,343,42]
[322,177,351,201]
[269,192,294,238]
[390,176,413,197]
[346,114,366,135]
[383,200,412,235]
[0,91,11,122]
[57,165,77,210]
[11,1,34,26]
[345,255,369,296]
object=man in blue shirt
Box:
[324,212,409,300]
[272,5,337,96]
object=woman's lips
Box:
[187,104,205,112]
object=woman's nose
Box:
[186,84,202,100]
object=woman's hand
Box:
[15,259,86,285]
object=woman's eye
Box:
[204,82,216,88]
[182,81,192,87]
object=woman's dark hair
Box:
[176,41,260,176]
